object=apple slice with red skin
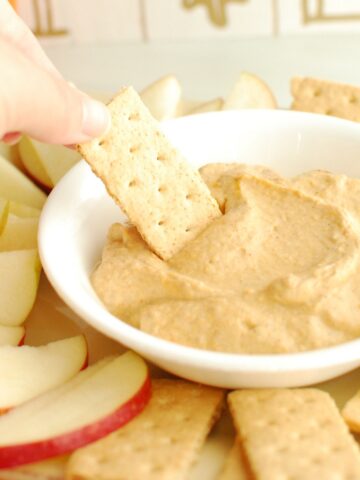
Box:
[0,352,151,467]
[0,325,25,346]
[0,336,88,413]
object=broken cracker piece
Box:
[78,86,221,260]
[228,388,360,480]
[66,379,224,480]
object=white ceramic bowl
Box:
[39,110,360,388]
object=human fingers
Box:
[0,40,110,144]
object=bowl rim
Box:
[39,109,360,374]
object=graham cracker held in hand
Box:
[228,388,360,480]
[78,87,221,260]
[291,77,360,122]
[66,379,224,480]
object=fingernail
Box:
[82,99,111,138]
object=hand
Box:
[0,1,110,145]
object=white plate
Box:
[39,109,360,388]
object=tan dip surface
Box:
[92,164,360,354]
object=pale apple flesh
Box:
[223,72,277,110]
[176,98,201,116]
[0,155,46,209]
[188,97,224,115]
[18,137,53,190]
[0,249,41,326]
[19,136,81,188]
[0,336,88,411]
[8,201,40,219]
[0,144,24,172]
[0,144,13,163]
[0,325,25,346]
[141,75,182,121]
[0,215,39,251]
[0,352,151,467]
[0,199,9,235]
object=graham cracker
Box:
[217,440,250,480]
[66,379,224,480]
[228,388,360,480]
[78,86,220,260]
[291,77,360,122]
[342,391,360,433]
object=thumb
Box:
[0,39,110,144]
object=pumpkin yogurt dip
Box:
[92,164,360,354]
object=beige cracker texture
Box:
[78,86,220,260]
[342,391,360,433]
[291,77,360,122]
[66,379,224,480]
[217,440,250,480]
[228,388,360,480]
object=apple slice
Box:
[8,201,40,219]
[0,249,41,326]
[10,357,112,417]
[0,144,24,172]
[0,352,151,467]
[0,143,13,162]
[188,97,224,115]
[0,199,9,235]
[0,325,25,346]
[223,72,277,110]
[141,75,182,121]
[0,336,87,412]
[18,137,53,190]
[38,145,80,186]
[0,215,38,251]
[176,98,202,116]
[19,136,80,187]
[0,155,46,208]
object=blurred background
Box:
[11,0,360,106]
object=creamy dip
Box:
[92,164,360,354]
